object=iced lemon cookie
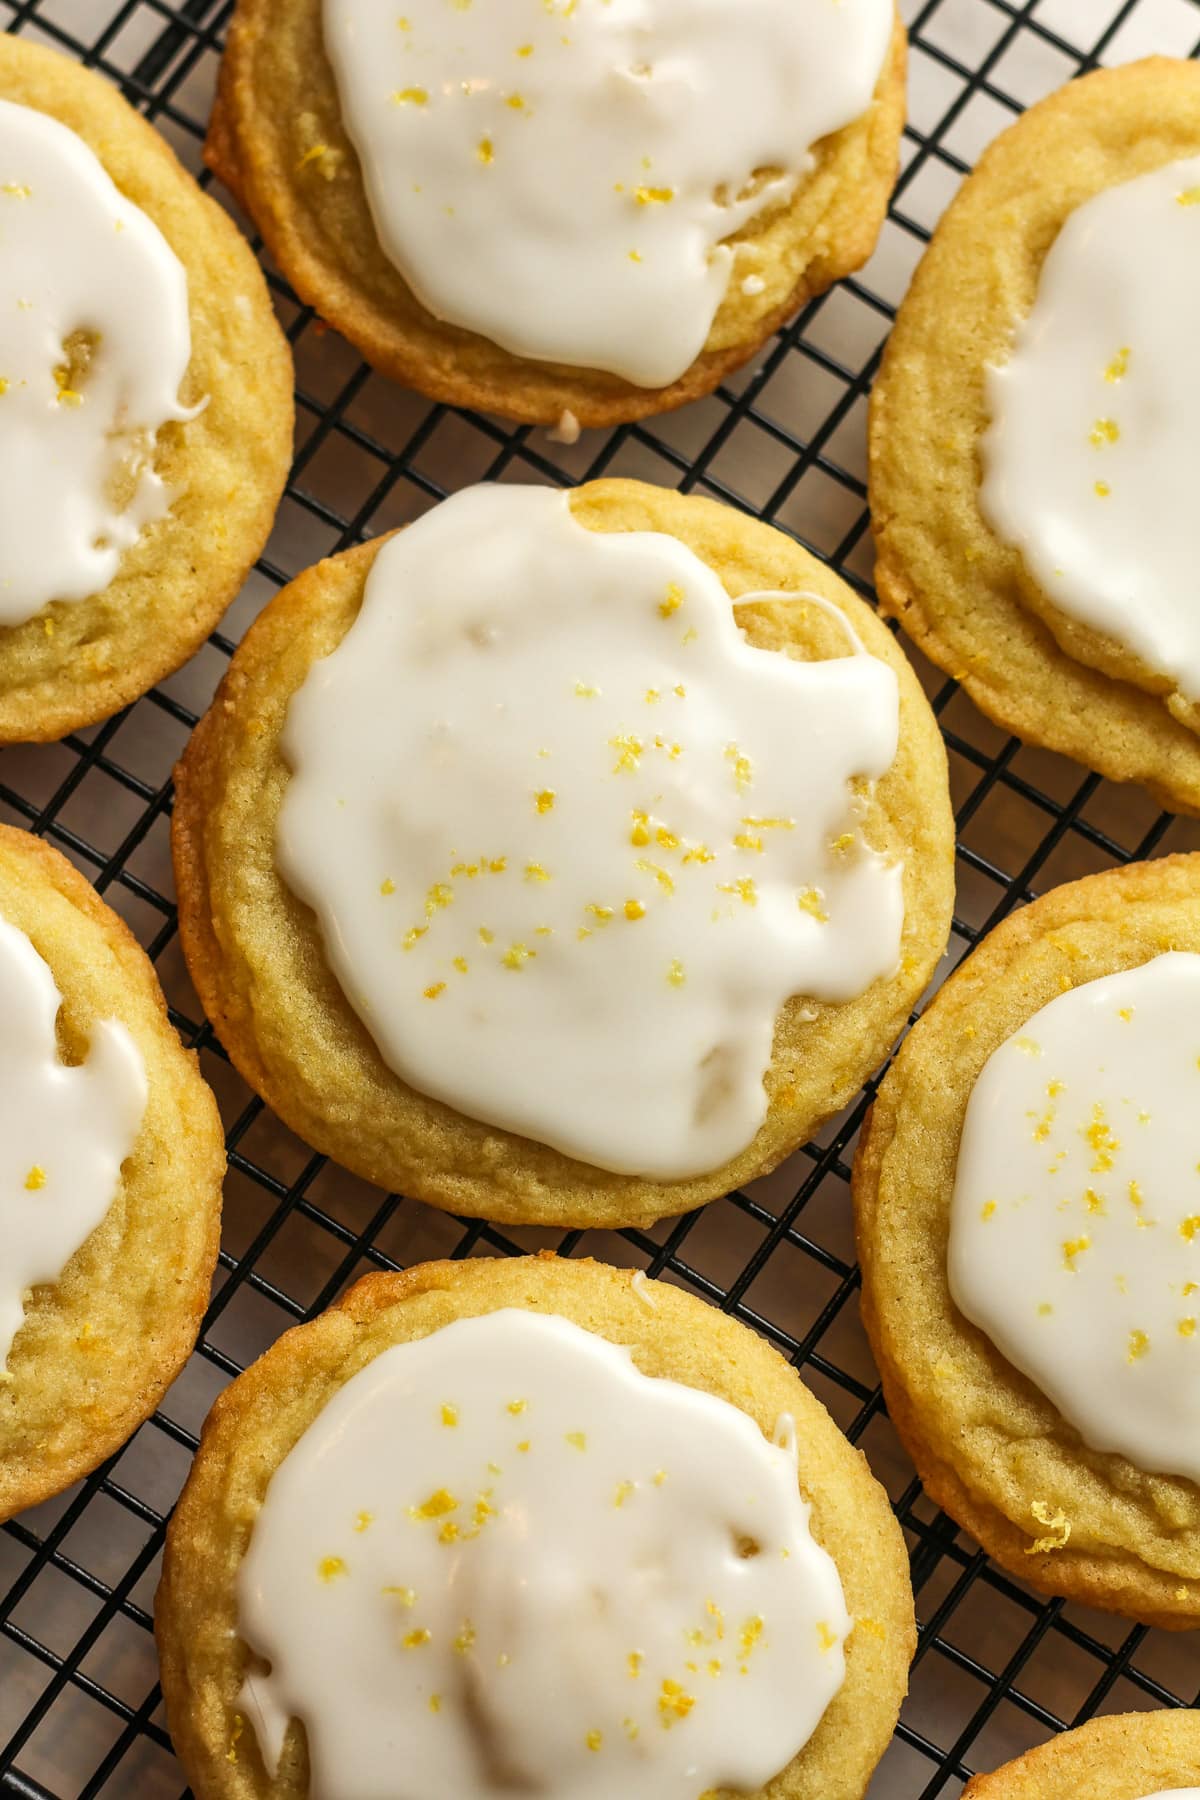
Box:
[0,35,292,743]
[854,853,1200,1627]
[961,1712,1200,1800]
[869,58,1200,814]
[205,0,906,425]
[156,1254,914,1800]
[0,824,224,1522]
[172,478,954,1229]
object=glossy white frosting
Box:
[0,97,195,628]
[0,917,147,1372]
[276,484,903,1179]
[236,1309,851,1799]
[321,0,893,386]
[949,953,1200,1481]
[981,156,1200,700]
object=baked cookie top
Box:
[869,58,1200,815]
[206,0,906,423]
[854,853,1200,1629]
[961,1711,1200,1800]
[0,34,293,743]
[0,824,224,1523]
[156,1254,915,1800]
[172,478,954,1228]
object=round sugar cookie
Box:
[0,823,224,1522]
[0,34,293,744]
[204,0,906,426]
[961,1712,1200,1800]
[156,1253,915,1800]
[869,58,1200,816]
[171,477,954,1230]
[853,853,1200,1629]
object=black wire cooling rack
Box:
[3,0,1200,1794]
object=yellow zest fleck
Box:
[586,903,614,925]
[1027,1500,1071,1555]
[425,882,453,916]
[574,680,598,697]
[980,1200,996,1222]
[411,1489,458,1520]
[1094,480,1111,498]
[23,1166,46,1191]
[706,1599,725,1640]
[610,733,643,773]
[517,41,534,54]
[502,943,535,969]
[738,1615,764,1663]
[1180,1216,1200,1241]
[1015,1037,1041,1057]
[452,956,468,975]
[404,1629,432,1649]
[585,1730,602,1752]
[653,1469,667,1486]
[620,898,646,925]
[613,1480,635,1508]
[1180,1318,1197,1339]
[623,1718,640,1741]
[379,877,396,896]
[1177,187,1200,207]
[1,182,31,198]
[724,743,753,791]
[429,1694,442,1714]
[644,688,661,704]
[506,93,526,110]
[354,1511,373,1533]
[628,248,642,262]
[507,1398,528,1415]
[1089,417,1119,447]
[392,86,429,104]
[517,1439,531,1452]
[1062,1234,1091,1268]
[1128,1180,1144,1211]
[658,1678,695,1725]
[525,861,551,882]
[382,1585,416,1604]
[666,959,686,988]
[1084,1104,1119,1172]
[441,1403,459,1428]
[403,924,428,950]
[1128,1328,1150,1363]
[734,831,763,853]
[1037,1302,1053,1317]
[628,1650,643,1678]
[488,857,507,873]
[630,811,651,846]
[659,582,684,617]
[478,926,495,944]
[318,1556,347,1582]
[1047,1079,1065,1098]
[636,185,674,205]
[453,1622,477,1654]
[816,1621,837,1652]
[534,789,556,813]
[423,982,446,1001]
[566,1431,587,1450]
[1105,346,1130,383]
[1083,1188,1106,1216]
[796,887,828,921]
[682,842,714,865]
[717,877,758,908]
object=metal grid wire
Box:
[3,0,1200,1793]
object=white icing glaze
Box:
[0,917,147,1371]
[949,953,1200,1482]
[276,484,903,1179]
[0,97,196,628]
[981,155,1200,699]
[236,1309,851,1799]
[321,0,893,386]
